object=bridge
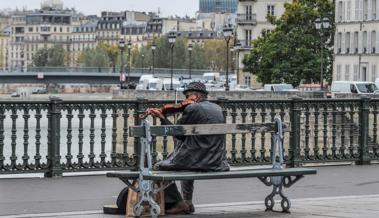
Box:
[0,68,210,84]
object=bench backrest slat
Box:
[129,123,287,137]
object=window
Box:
[354,31,359,53]
[267,5,275,16]
[363,31,367,53]
[337,32,342,53]
[244,76,251,87]
[364,0,368,20]
[337,65,342,80]
[337,1,343,22]
[346,32,351,53]
[347,1,352,20]
[373,0,377,19]
[245,30,252,47]
[60,27,62,32]
[28,27,33,32]
[371,31,376,53]
[345,65,350,80]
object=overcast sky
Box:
[0,0,199,17]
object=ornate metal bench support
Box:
[133,120,160,218]
[259,117,292,213]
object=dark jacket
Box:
[154,100,230,172]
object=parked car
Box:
[331,81,378,97]
[10,92,20,97]
[263,84,299,92]
[298,84,322,92]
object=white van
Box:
[331,81,378,97]
[159,78,181,91]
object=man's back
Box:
[157,100,230,171]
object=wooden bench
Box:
[105,117,317,217]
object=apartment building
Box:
[235,0,289,87]
[0,26,10,71]
[334,0,379,82]
[71,20,98,66]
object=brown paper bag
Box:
[126,181,165,217]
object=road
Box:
[1,164,379,216]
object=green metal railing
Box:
[0,97,378,177]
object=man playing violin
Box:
[148,81,230,214]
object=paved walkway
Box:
[1,165,379,217]
[3,194,379,218]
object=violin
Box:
[139,95,198,119]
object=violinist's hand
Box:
[148,108,164,119]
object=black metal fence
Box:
[0,97,378,177]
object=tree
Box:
[79,48,110,68]
[47,45,65,67]
[32,46,66,67]
[243,0,334,86]
[32,48,49,67]
[0,50,4,69]
[97,43,119,70]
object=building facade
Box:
[0,26,10,71]
[199,0,238,13]
[235,0,289,87]
[334,0,379,82]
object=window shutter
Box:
[342,32,346,53]
[342,1,346,21]
[354,65,359,80]
[359,0,363,20]
[377,0,379,20]
[351,32,355,53]
[355,0,360,20]
[368,0,372,20]
[367,31,371,53]
[358,31,363,53]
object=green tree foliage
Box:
[80,47,110,68]
[47,45,65,67]
[0,50,4,68]
[32,46,66,67]
[97,43,119,68]
[243,0,334,86]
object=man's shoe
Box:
[166,201,190,214]
[187,203,195,214]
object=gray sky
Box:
[0,0,199,17]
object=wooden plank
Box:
[129,123,289,137]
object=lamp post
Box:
[223,25,233,91]
[234,41,241,85]
[151,41,156,75]
[118,38,125,88]
[127,39,132,87]
[188,43,193,79]
[315,17,330,91]
[168,32,176,90]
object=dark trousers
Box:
[164,180,194,204]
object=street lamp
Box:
[223,25,234,91]
[151,41,156,75]
[315,17,330,91]
[188,43,193,79]
[168,32,176,90]
[127,39,132,88]
[118,38,125,88]
[234,41,241,85]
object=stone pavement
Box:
[3,194,379,218]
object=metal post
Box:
[320,33,324,90]
[189,49,192,79]
[226,38,230,91]
[170,44,174,90]
[289,97,302,167]
[45,97,62,177]
[236,50,240,85]
[133,97,148,170]
[127,42,131,86]
[357,96,371,165]
[152,49,155,76]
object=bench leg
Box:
[259,176,290,213]
[133,180,161,218]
